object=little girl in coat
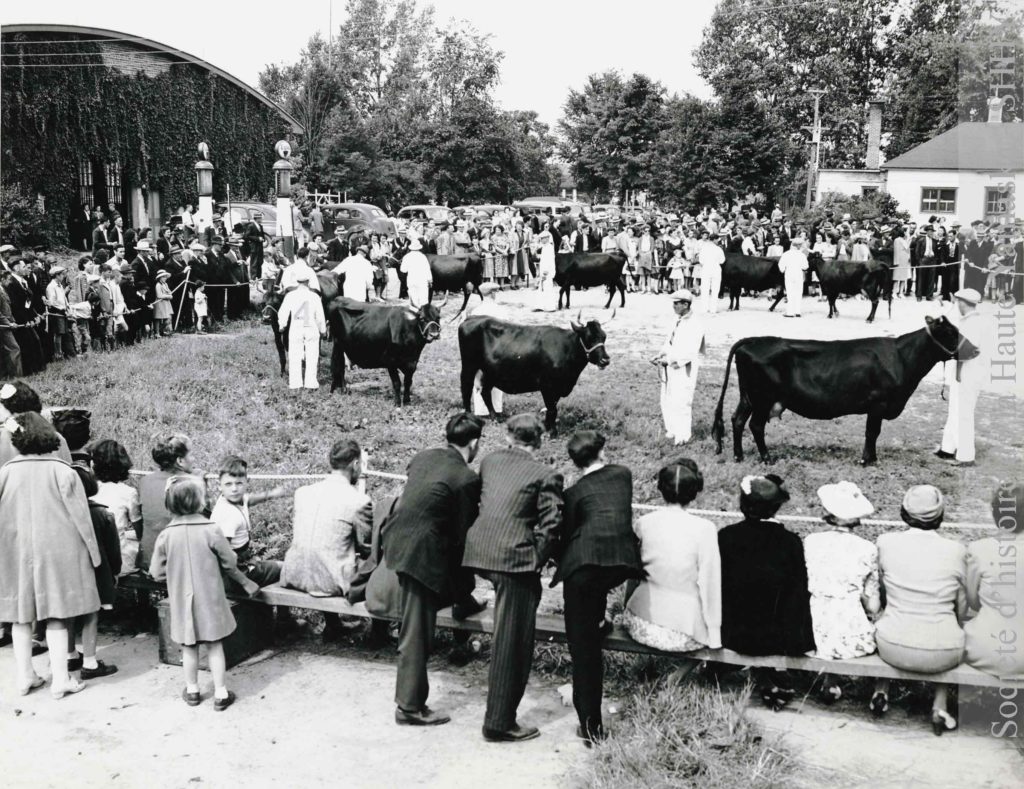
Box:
[149,475,258,710]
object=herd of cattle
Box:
[261,248,976,464]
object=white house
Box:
[817,97,1024,227]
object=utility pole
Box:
[803,89,826,210]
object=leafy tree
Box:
[557,71,624,199]
[427,25,503,118]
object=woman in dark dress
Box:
[718,474,815,710]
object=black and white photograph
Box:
[0,1,1022,786]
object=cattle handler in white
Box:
[778,237,809,317]
[277,269,327,390]
[653,289,706,445]
[936,287,985,466]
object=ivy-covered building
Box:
[1,24,301,242]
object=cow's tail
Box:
[711,342,738,454]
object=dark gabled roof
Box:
[883,122,1024,171]
[1,24,302,134]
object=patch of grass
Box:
[575,679,798,789]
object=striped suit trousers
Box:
[480,570,542,731]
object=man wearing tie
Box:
[462,414,564,742]
[914,224,938,300]
[941,222,962,302]
[653,289,705,445]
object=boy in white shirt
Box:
[211,455,288,588]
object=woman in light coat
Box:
[0,412,101,698]
[893,227,912,297]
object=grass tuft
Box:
[576,679,797,789]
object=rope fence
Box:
[127,467,995,532]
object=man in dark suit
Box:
[92,218,111,253]
[941,224,962,302]
[462,414,564,743]
[326,225,348,264]
[914,225,938,300]
[385,413,485,726]
[243,214,268,278]
[5,256,46,374]
[553,431,641,744]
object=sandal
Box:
[931,708,957,736]
[18,675,45,696]
[870,691,889,718]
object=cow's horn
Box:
[575,309,583,324]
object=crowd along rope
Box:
[127,467,994,531]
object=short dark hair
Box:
[151,434,191,471]
[50,408,91,451]
[446,413,484,447]
[296,247,310,259]
[657,459,704,505]
[218,455,248,478]
[164,474,207,516]
[992,481,1024,534]
[329,439,362,471]
[0,380,43,414]
[507,414,543,449]
[567,430,605,468]
[9,412,60,455]
[91,439,133,482]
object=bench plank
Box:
[118,575,1022,689]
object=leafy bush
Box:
[0,180,55,247]
[791,190,910,227]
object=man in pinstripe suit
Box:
[462,413,564,742]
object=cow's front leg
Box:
[542,391,559,435]
[402,365,415,405]
[865,299,879,323]
[619,277,627,308]
[731,396,752,462]
[558,285,569,310]
[749,405,773,464]
[387,368,403,406]
[604,285,614,309]
[330,339,348,393]
[861,412,883,466]
[480,380,499,420]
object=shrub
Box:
[1,180,55,247]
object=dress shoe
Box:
[452,596,487,621]
[31,642,48,657]
[81,660,118,680]
[67,655,83,672]
[934,449,955,460]
[954,461,975,468]
[182,688,201,707]
[483,724,540,743]
[214,691,236,712]
[869,691,888,718]
[932,708,957,736]
[395,706,451,726]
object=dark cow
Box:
[327,297,443,405]
[809,249,895,323]
[721,252,785,311]
[554,251,628,310]
[426,253,484,315]
[710,316,978,465]
[458,312,611,433]
[261,271,340,377]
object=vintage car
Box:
[322,203,398,238]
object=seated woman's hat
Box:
[817,481,874,521]
[902,484,944,522]
[740,474,790,506]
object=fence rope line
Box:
[127,468,994,531]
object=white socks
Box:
[83,657,99,671]
[214,687,229,700]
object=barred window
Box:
[920,188,956,214]
[105,161,123,207]
[77,160,94,206]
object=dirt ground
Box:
[3,633,1022,789]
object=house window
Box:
[104,161,123,208]
[77,160,94,206]
[920,187,956,214]
[985,186,1011,218]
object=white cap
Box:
[817,481,874,521]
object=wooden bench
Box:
[119,574,1023,690]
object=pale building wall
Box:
[816,169,886,200]
[885,168,1024,226]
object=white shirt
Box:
[93,481,141,535]
[777,248,809,275]
[332,255,375,301]
[280,260,321,292]
[698,241,725,269]
[211,494,251,550]
[45,279,69,311]
[278,285,326,333]
[661,313,706,366]
[400,250,433,289]
[741,236,757,256]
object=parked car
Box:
[322,203,398,238]
[396,205,452,226]
[217,201,278,238]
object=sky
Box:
[1,0,717,127]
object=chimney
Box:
[987,95,1007,123]
[866,99,884,170]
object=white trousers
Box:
[472,371,503,416]
[784,270,805,316]
[408,283,430,307]
[702,267,721,314]
[288,326,320,389]
[660,364,697,443]
[940,377,979,462]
